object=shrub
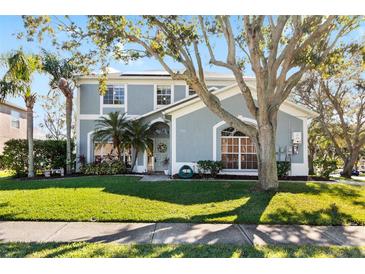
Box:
[0,154,5,170]
[313,158,338,179]
[277,161,291,177]
[0,139,75,177]
[80,160,126,175]
[197,160,223,178]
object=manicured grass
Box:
[0,242,364,258]
[0,175,364,225]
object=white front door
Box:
[154,138,169,172]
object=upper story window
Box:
[156,85,171,106]
[11,110,20,129]
[103,85,124,105]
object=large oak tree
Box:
[23,15,360,190]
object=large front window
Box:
[156,85,171,106]
[221,127,257,170]
[103,85,124,105]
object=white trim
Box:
[79,114,103,120]
[185,85,189,98]
[86,131,93,163]
[133,150,148,173]
[153,84,157,110]
[148,117,167,125]
[219,170,258,176]
[171,116,177,175]
[171,84,175,103]
[212,120,226,161]
[124,83,128,113]
[79,113,138,120]
[99,95,103,115]
[76,85,81,170]
[76,76,237,85]
[102,104,125,108]
[165,82,318,119]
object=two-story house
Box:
[75,70,317,176]
[0,101,27,153]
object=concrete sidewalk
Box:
[1,221,364,246]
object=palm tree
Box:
[41,51,79,175]
[93,112,128,160]
[0,50,41,178]
[124,120,153,171]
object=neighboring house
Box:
[0,101,27,153]
[75,70,317,176]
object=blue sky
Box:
[0,15,363,129]
[0,16,235,128]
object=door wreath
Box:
[157,143,167,153]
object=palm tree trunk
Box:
[131,149,138,171]
[26,101,35,178]
[65,94,72,174]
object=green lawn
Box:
[0,242,364,258]
[0,175,364,225]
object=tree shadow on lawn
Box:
[0,176,362,205]
[0,177,363,225]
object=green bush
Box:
[197,160,223,178]
[0,154,5,170]
[80,160,126,175]
[313,158,338,179]
[277,161,291,177]
[0,139,74,177]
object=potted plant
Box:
[162,157,169,175]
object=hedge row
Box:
[0,139,75,177]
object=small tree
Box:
[124,120,153,171]
[93,112,128,160]
[41,51,82,174]
[39,90,66,140]
[0,50,41,178]
[295,44,365,178]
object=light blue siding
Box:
[127,85,154,115]
[175,93,304,164]
[174,85,186,102]
[80,84,100,115]
[103,107,125,115]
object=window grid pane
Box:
[221,129,258,170]
[157,85,171,105]
[103,86,124,105]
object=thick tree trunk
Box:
[308,153,315,175]
[256,123,278,190]
[26,106,34,178]
[65,95,72,174]
[342,148,360,178]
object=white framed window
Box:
[221,127,257,170]
[156,85,172,107]
[11,110,20,129]
[103,85,125,105]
